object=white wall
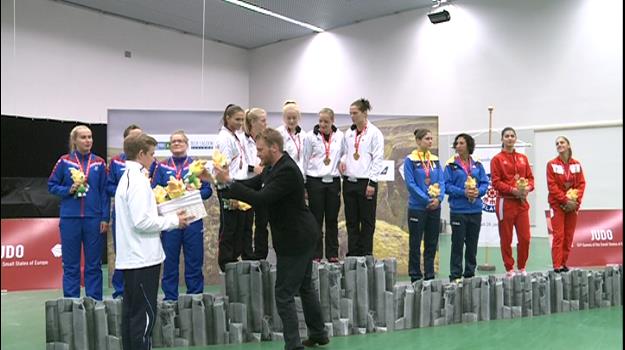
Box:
[1,0,249,123]
[249,0,623,132]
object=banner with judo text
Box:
[545,209,623,266]
[1,218,63,291]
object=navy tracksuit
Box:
[48,151,110,300]
[106,153,157,298]
[403,151,445,282]
[444,156,489,279]
[152,156,212,300]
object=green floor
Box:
[1,237,622,350]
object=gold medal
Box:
[425,177,431,185]
[353,152,360,160]
[324,157,331,166]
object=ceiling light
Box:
[428,9,451,24]
[223,0,324,33]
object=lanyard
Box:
[74,152,93,183]
[418,151,432,178]
[457,156,473,177]
[354,122,368,156]
[168,156,190,180]
[288,128,301,159]
[563,160,574,186]
[227,127,247,169]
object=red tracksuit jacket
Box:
[546,156,586,207]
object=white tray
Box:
[157,190,207,223]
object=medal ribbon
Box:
[418,151,432,179]
[322,131,333,162]
[288,128,301,159]
[354,122,368,156]
[169,156,190,180]
[74,152,93,184]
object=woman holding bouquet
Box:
[546,136,586,273]
[216,104,254,270]
[444,134,489,282]
[152,130,213,300]
[490,127,534,278]
[277,100,306,178]
[404,129,445,282]
[48,125,109,300]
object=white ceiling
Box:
[60,0,436,49]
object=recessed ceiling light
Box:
[223,0,324,33]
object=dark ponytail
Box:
[351,98,371,113]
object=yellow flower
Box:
[237,201,252,211]
[212,149,228,168]
[70,168,86,185]
[189,159,207,177]
[153,185,169,204]
[566,188,579,201]
[465,176,477,189]
[428,183,441,198]
[516,177,529,190]
[165,176,186,199]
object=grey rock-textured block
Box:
[319,264,331,323]
[513,275,524,306]
[495,279,504,320]
[229,302,248,339]
[366,256,376,314]
[325,322,334,338]
[374,262,386,326]
[511,306,522,319]
[463,277,473,314]
[385,291,395,331]
[554,275,564,313]
[562,300,570,313]
[431,280,443,322]
[356,258,370,327]
[420,281,432,328]
[471,278,481,316]
[612,267,621,306]
[333,319,350,336]
[229,323,244,344]
[312,260,320,300]
[202,294,216,344]
[340,298,353,330]
[213,301,227,344]
[393,284,407,321]
[93,302,108,350]
[571,270,581,301]
[593,271,603,308]
[453,282,463,323]
[192,295,207,346]
[503,277,513,307]
[226,262,239,302]
[375,326,388,333]
[443,284,456,325]
[432,316,446,326]
[174,337,190,347]
[179,306,193,343]
[46,342,70,350]
[250,261,264,333]
[404,287,415,329]
[502,306,512,319]
[461,313,478,323]
[261,316,272,341]
[103,298,122,337]
[72,299,88,350]
[106,335,121,350]
[394,317,405,330]
[412,280,423,328]
[46,300,60,343]
[271,332,284,341]
[260,260,273,318]
[522,275,533,317]
[603,268,613,306]
[580,271,589,310]
[570,300,580,311]
[58,306,73,350]
[366,311,376,333]
[344,270,357,322]
[480,278,490,321]
[384,259,397,292]
[250,333,262,342]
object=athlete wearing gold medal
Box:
[303,108,346,261]
[340,98,385,257]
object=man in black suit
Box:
[212,128,329,350]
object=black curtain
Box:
[1,115,107,218]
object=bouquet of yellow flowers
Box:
[212,149,252,211]
[427,183,441,198]
[566,188,579,201]
[184,159,207,190]
[212,149,228,168]
[465,176,477,203]
[516,177,529,202]
[69,168,89,198]
[153,185,169,204]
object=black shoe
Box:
[562,266,570,272]
[302,336,330,347]
[554,268,562,273]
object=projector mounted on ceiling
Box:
[428,9,450,24]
